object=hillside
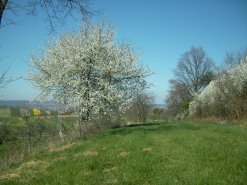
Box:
[0,121,247,185]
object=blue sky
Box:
[0,0,247,103]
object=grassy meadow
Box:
[0,121,247,185]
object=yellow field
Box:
[33,109,41,116]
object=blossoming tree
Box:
[28,23,150,135]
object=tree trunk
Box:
[78,111,83,137]
[24,115,32,153]
[235,107,240,120]
[28,128,32,153]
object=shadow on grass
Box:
[106,121,202,136]
[123,122,162,128]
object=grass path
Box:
[1,121,247,185]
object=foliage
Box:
[40,110,48,116]
[0,124,10,144]
[50,110,58,116]
[127,91,154,124]
[152,108,163,116]
[0,116,78,171]
[1,121,247,185]
[165,80,190,109]
[28,109,34,116]
[10,107,21,117]
[0,117,8,123]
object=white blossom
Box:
[28,23,151,123]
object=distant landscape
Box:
[0,100,63,110]
[0,100,166,110]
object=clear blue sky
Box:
[0,0,247,103]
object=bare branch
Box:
[0,0,93,33]
[166,46,215,109]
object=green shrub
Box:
[40,110,48,116]
[50,110,58,116]
[10,107,21,117]
[29,109,35,116]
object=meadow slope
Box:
[0,121,247,185]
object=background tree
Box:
[165,79,190,109]
[166,46,215,109]
[22,111,40,153]
[128,91,154,124]
[28,23,151,136]
[174,46,215,94]
[0,0,93,32]
[225,48,247,67]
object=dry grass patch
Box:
[17,160,48,173]
[118,151,129,157]
[0,173,20,180]
[53,156,67,161]
[105,178,118,184]
[143,182,151,185]
[83,150,98,157]
[0,160,48,181]
[103,166,117,173]
[74,153,83,158]
[142,147,152,152]
[82,170,92,176]
[48,143,76,153]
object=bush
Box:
[50,110,58,116]
[0,123,21,145]
[189,60,247,119]
[10,107,21,117]
[0,124,10,144]
[40,110,48,116]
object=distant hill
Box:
[152,104,166,109]
[0,100,62,110]
[0,100,28,108]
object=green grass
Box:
[10,107,21,117]
[0,121,247,185]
